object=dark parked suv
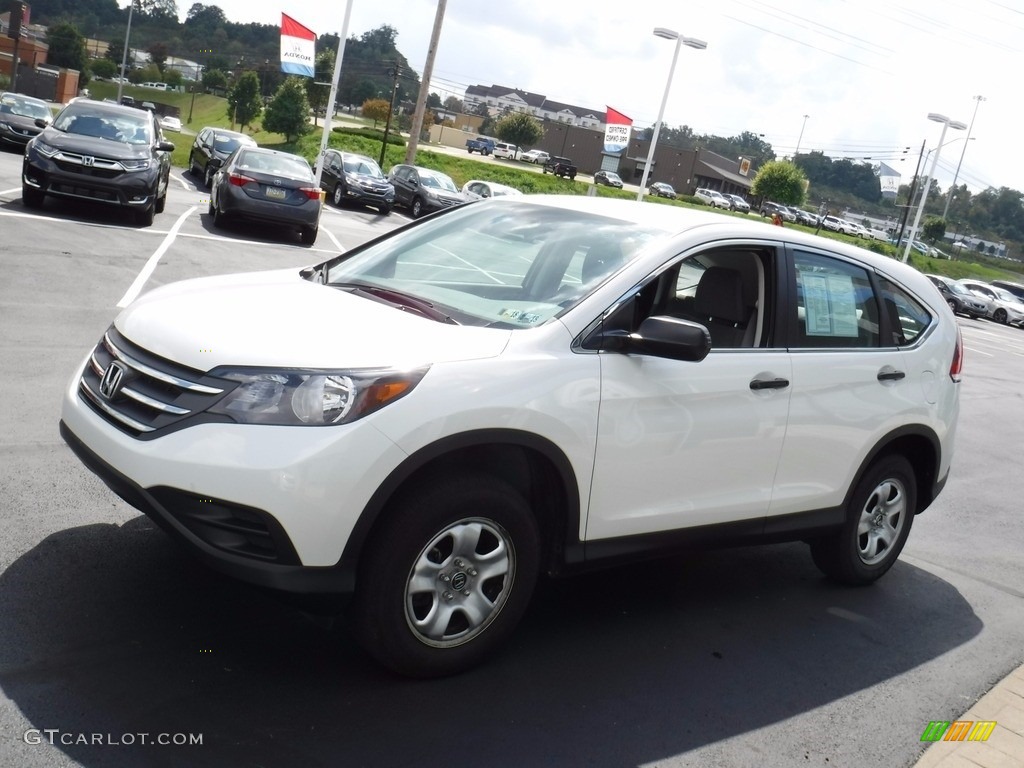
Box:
[188,127,257,188]
[321,149,394,214]
[387,164,465,218]
[22,100,174,226]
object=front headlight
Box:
[32,139,59,157]
[207,367,429,426]
[120,158,152,172]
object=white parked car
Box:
[492,142,520,159]
[519,149,550,164]
[958,279,1024,326]
[821,216,858,235]
[694,187,731,209]
[461,179,523,201]
[61,197,962,678]
[159,115,182,132]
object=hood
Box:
[40,127,149,161]
[0,113,45,133]
[115,270,512,371]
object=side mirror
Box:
[586,315,711,362]
[35,118,48,129]
[158,140,175,152]
[208,157,223,170]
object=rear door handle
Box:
[877,369,906,382]
[750,377,790,391]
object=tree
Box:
[263,77,313,141]
[185,3,227,26]
[202,68,227,91]
[427,92,442,108]
[306,49,335,126]
[90,58,117,79]
[46,22,88,72]
[750,161,807,206]
[148,42,169,73]
[139,0,178,21]
[362,98,391,127]
[164,68,183,87]
[443,95,463,113]
[495,112,543,148]
[922,216,947,243]
[227,71,263,130]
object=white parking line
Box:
[116,206,196,308]
[963,345,994,357]
[1,186,21,197]
[324,226,345,252]
[0,207,175,234]
[169,172,191,191]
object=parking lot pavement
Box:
[2,145,1024,767]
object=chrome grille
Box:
[78,328,232,438]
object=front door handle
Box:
[877,369,906,382]
[750,377,790,391]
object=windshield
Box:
[946,281,970,296]
[994,288,1020,303]
[324,201,665,328]
[0,94,49,120]
[54,107,152,144]
[419,172,458,192]
[343,156,384,178]
[214,134,253,154]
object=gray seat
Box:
[692,267,751,348]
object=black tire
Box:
[299,225,317,245]
[212,199,226,228]
[204,165,215,189]
[947,299,958,314]
[207,194,215,217]
[379,205,391,216]
[351,475,540,678]
[994,308,1008,324]
[188,153,199,177]
[332,184,344,207]
[135,203,155,226]
[154,184,166,214]
[411,197,424,218]
[21,184,44,209]
[809,455,916,585]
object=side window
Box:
[878,278,932,346]
[791,251,878,348]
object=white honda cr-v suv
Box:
[61,196,962,677]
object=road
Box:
[0,146,1022,768]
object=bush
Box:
[331,126,405,147]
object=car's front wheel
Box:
[352,475,540,678]
[204,165,216,189]
[332,184,344,207]
[993,308,1008,324]
[809,454,916,585]
[21,184,44,209]
[947,299,958,314]
[411,197,424,218]
[135,203,155,226]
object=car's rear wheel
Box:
[21,184,44,209]
[351,475,540,678]
[809,454,916,585]
[994,308,1008,324]
[211,200,226,227]
[299,225,317,245]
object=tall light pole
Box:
[636,27,707,202]
[942,94,985,222]
[794,114,809,158]
[116,0,136,104]
[902,113,966,263]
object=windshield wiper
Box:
[333,282,459,325]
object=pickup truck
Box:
[466,136,497,155]
[542,156,577,180]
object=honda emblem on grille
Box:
[99,361,127,399]
[82,156,95,167]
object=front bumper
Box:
[23,154,157,208]
[60,354,410,592]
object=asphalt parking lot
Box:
[1,145,1023,768]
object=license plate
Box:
[265,187,286,200]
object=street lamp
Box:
[942,95,985,222]
[794,114,809,158]
[902,113,966,263]
[636,27,707,202]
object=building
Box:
[463,84,604,129]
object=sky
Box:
[160,0,1021,196]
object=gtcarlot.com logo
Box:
[24,730,203,747]
[921,720,997,742]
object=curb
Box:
[914,663,1024,767]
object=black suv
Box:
[542,156,578,179]
[188,127,257,188]
[22,100,174,226]
[321,149,395,214]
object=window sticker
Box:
[801,273,860,337]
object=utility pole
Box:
[117,0,136,103]
[895,140,926,248]
[8,2,26,93]
[379,65,402,167]
[404,0,447,165]
[313,0,354,189]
